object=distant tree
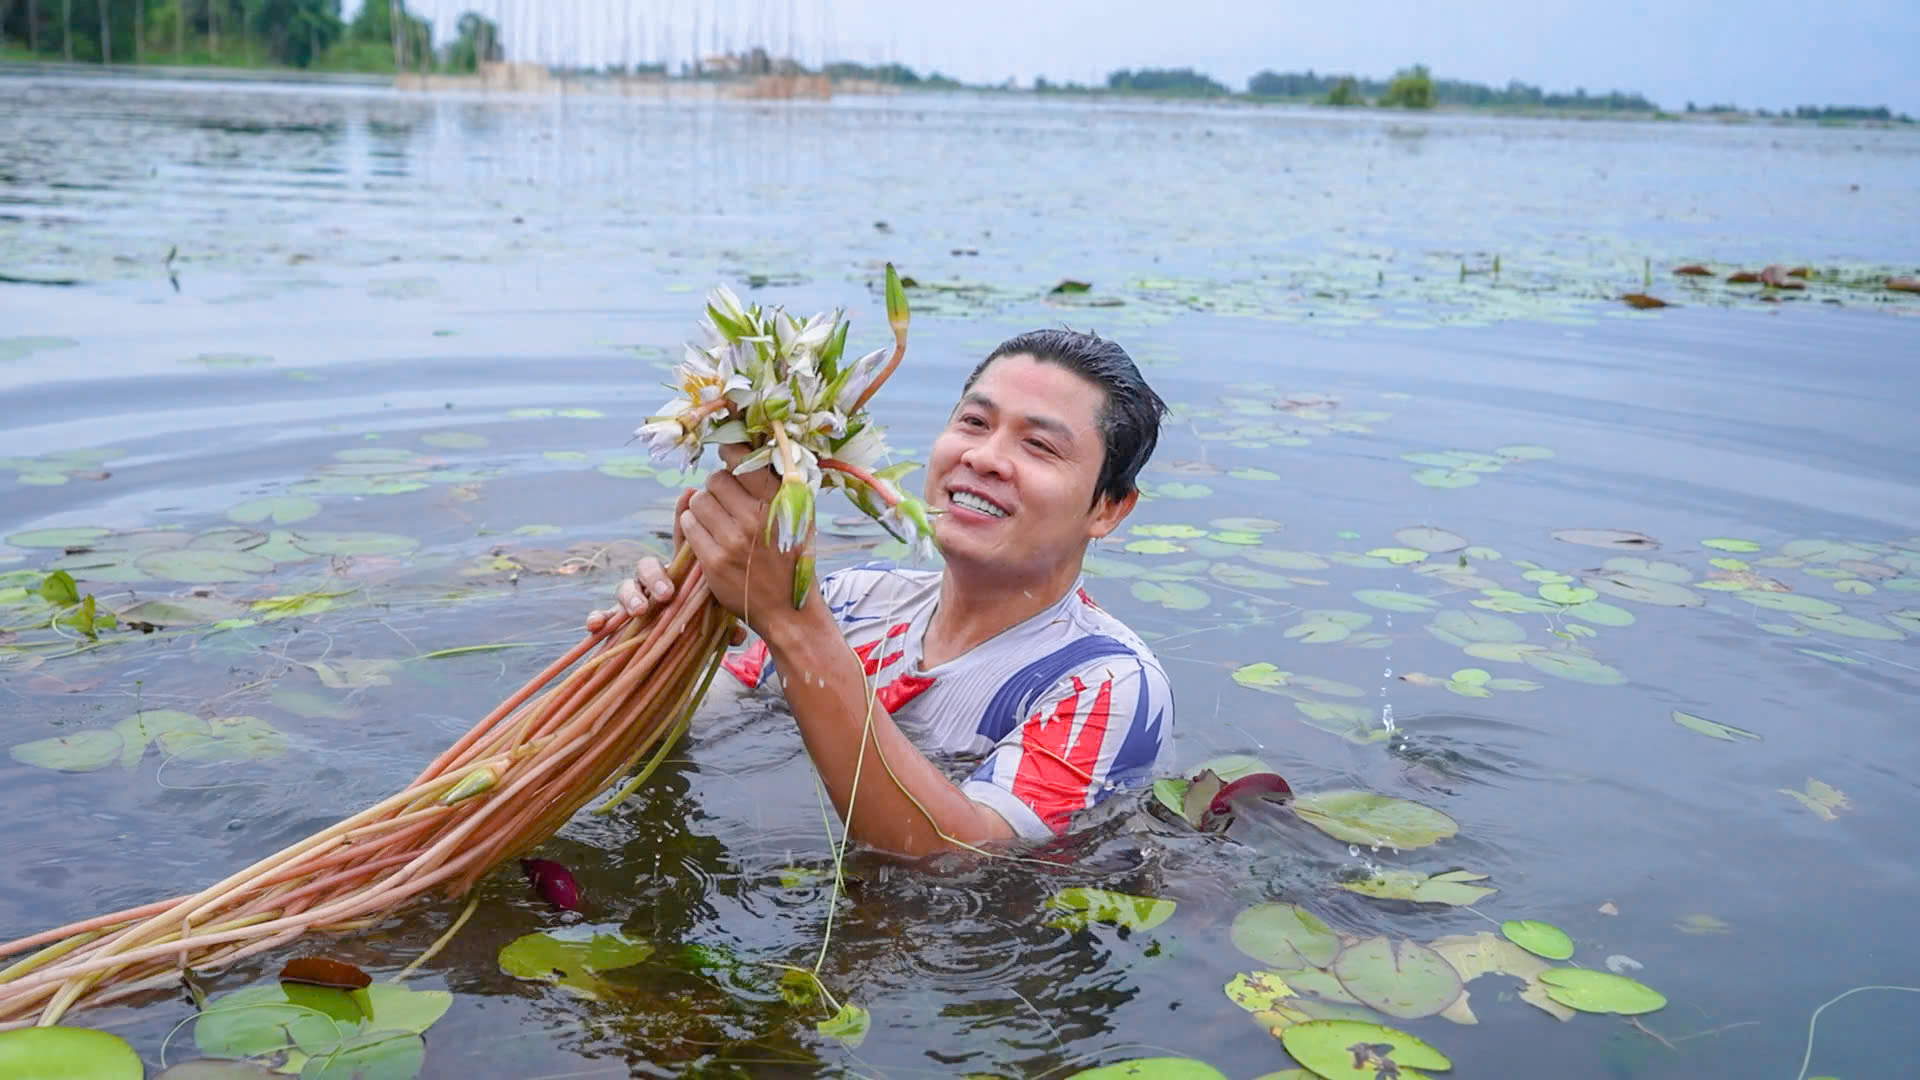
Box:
[1325,76,1358,106]
[1106,67,1226,96]
[442,10,500,72]
[1380,63,1433,109]
[245,0,342,67]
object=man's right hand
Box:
[585,488,692,633]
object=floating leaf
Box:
[1793,612,1904,640]
[1125,539,1186,555]
[135,549,274,583]
[1230,903,1340,968]
[1065,1060,1228,1080]
[1671,710,1760,742]
[1341,869,1495,906]
[1781,539,1883,564]
[1584,573,1701,607]
[1562,599,1635,627]
[1411,468,1479,488]
[816,1002,870,1047]
[1209,563,1295,589]
[0,1027,142,1079]
[1702,538,1761,552]
[1428,932,1574,1022]
[1364,547,1428,565]
[1538,583,1598,606]
[1293,791,1458,849]
[1225,970,1299,1013]
[1889,609,1920,633]
[195,984,359,1058]
[1536,968,1666,1015]
[10,730,124,772]
[155,1061,280,1079]
[1674,913,1731,935]
[1516,648,1626,684]
[1333,936,1464,1019]
[1279,1020,1452,1078]
[1553,529,1658,549]
[1155,482,1213,499]
[1354,589,1439,613]
[1132,580,1210,611]
[1426,610,1525,646]
[1780,778,1850,820]
[1134,524,1208,539]
[5,527,111,548]
[300,1030,425,1080]
[421,431,488,449]
[228,497,321,526]
[1046,887,1177,931]
[289,531,418,557]
[1394,527,1467,552]
[1248,550,1329,570]
[111,710,204,767]
[281,956,372,990]
[498,928,652,998]
[1286,622,1351,645]
[1293,701,1387,744]
[1495,445,1555,460]
[1501,920,1573,960]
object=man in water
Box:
[587,329,1173,856]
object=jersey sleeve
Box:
[959,656,1173,840]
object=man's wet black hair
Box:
[964,329,1168,506]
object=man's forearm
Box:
[760,600,1013,856]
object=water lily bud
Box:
[439,766,499,805]
[766,477,814,552]
[884,263,910,336]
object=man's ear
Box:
[1087,489,1138,541]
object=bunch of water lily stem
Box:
[0,266,932,1027]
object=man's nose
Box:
[959,432,1013,478]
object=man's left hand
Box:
[679,445,816,636]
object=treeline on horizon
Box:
[3,5,1909,122]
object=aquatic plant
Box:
[0,270,928,1027]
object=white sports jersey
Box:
[720,564,1175,840]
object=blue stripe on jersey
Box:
[1108,702,1165,786]
[974,635,1137,742]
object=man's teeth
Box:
[951,491,1008,518]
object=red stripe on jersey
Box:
[1011,676,1116,834]
[1076,587,1100,609]
[876,673,934,713]
[722,638,770,686]
[852,639,881,675]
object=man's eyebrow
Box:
[959,391,1077,444]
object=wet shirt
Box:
[720,565,1174,840]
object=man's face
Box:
[923,354,1134,575]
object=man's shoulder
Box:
[1054,583,1168,684]
[819,562,939,622]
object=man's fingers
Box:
[636,556,673,601]
[716,443,751,469]
[672,487,694,549]
[615,578,648,615]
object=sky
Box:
[381,0,1920,114]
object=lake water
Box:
[2,75,1919,1079]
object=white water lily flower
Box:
[710,284,748,325]
[834,346,890,413]
[796,311,836,350]
[833,423,889,472]
[731,444,776,476]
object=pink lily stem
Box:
[820,458,900,506]
[845,336,907,416]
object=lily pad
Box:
[421,431,488,449]
[112,709,205,767]
[1293,791,1458,849]
[1131,580,1210,611]
[1364,547,1428,565]
[1225,970,1299,1014]
[1209,563,1295,589]
[1045,887,1177,931]
[1248,550,1330,570]
[1584,573,1701,607]
[1520,650,1627,685]
[1341,869,1495,906]
[1333,936,1464,1019]
[1125,539,1186,555]
[1501,920,1573,960]
[1354,589,1439,613]
[1793,612,1904,640]
[498,928,652,998]
[136,549,275,583]
[10,729,124,772]
[1393,527,1467,553]
[1066,1060,1228,1080]
[1426,610,1526,646]
[1279,1020,1452,1077]
[161,716,289,762]
[289,531,419,557]
[1538,583,1598,606]
[5,527,111,548]
[1672,710,1760,742]
[0,1027,142,1079]
[1411,468,1479,488]
[1536,968,1666,1015]
[228,497,321,526]
[1552,529,1658,550]
[1428,932,1574,1022]
[816,1002,870,1048]
[1230,903,1340,968]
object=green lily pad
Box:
[1889,609,1920,633]
[1781,539,1882,564]
[1286,622,1351,645]
[1538,583,1598,606]
[1155,482,1213,499]
[1131,580,1210,611]
[1393,527,1468,553]
[1584,574,1701,607]
[1701,537,1761,552]
[1212,516,1285,533]
[119,594,251,627]
[135,549,274,583]
[155,1061,281,1078]
[1501,919,1574,960]
[1536,968,1666,1015]
[816,1002,870,1048]
[1332,936,1464,1019]
[1364,547,1428,565]
[112,710,206,767]
[1045,887,1177,931]
[1294,701,1387,744]
[1247,550,1329,570]
[1340,869,1495,906]
[1793,612,1904,640]
[1672,710,1760,742]
[5,527,111,548]
[1066,1059,1228,1080]
[1209,563,1294,589]
[228,497,321,526]
[1522,650,1627,685]
[1599,557,1691,582]
[195,984,359,1057]
[1354,589,1440,613]
[1230,903,1340,968]
[1562,599,1636,626]
[499,928,653,998]
[0,1026,142,1079]
[1134,524,1208,539]
[421,432,488,449]
[10,730,125,772]
[161,716,290,762]
[299,1030,424,1080]
[1472,590,1565,614]
[1279,1019,1452,1077]
[1735,591,1841,615]
[1125,539,1186,555]
[1426,610,1526,646]
[1225,970,1300,1014]
[1411,468,1479,488]
[288,531,418,557]
[1496,444,1555,460]
[1292,791,1458,849]
[1553,529,1658,550]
